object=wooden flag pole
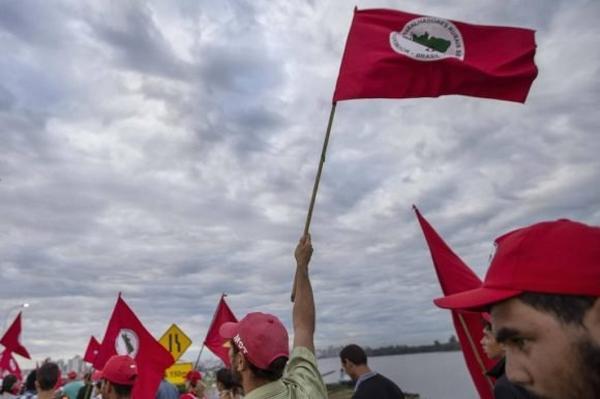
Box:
[194,292,226,369]
[457,313,495,393]
[291,102,337,302]
[193,343,205,370]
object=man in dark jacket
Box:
[339,344,405,399]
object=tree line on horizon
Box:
[317,335,460,359]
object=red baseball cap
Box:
[186,370,202,384]
[100,355,138,386]
[219,312,289,369]
[434,219,600,311]
[91,370,103,382]
[67,370,77,380]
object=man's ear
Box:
[237,352,249,372]
[584,298,600,342]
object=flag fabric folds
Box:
[96,295,174,399]
[83,336,101,365]
[203,295,237,366]
[333,8,538,103]
[0,349,22,380]
[0,312,30,359]
[414,206,496,399]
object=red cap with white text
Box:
[434,219,600,311]
[219,312,289,369]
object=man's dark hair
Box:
[37,362,60,390]
[340,344,368,365]
[110,381,134,397]
[232,343,287,381]
[519,292,597,325]
[24,369,37,391]
[1,374,18,394]
[216,367,242,390]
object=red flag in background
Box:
[334,8,537,103]
[0,312,30,359]
[0,349,22,380]
[204,295,237,366]
[83,336,101,365]
[96,295,174,399]
[414,206,495,399]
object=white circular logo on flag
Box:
[115,329,139,358]
[390,17,465,61]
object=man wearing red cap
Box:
[180,370,206,399]
[219,235,327,399]
[434,219,600,399]
[100,355,137,399]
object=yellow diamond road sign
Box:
[159,323,192,362]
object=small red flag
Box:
[0,312,30,359]
[334,8,538,103]
[414,206,495,399]
[203,295,237,366]
[95,295,174,399]
[83,336,101,365]
[0,349,22,380]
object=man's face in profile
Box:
[492,298,600,399]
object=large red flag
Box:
[414,206,496,399]
[95,295,174,399]
[0,312,30,359]
[0,349,22,380]
[334,8,537,103]
[83,336,101,365]
[203,295,237,366]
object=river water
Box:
[317,351,478,399]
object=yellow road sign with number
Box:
[165,362,194,385]
[159,323,192,362]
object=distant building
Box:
[55,355,85,375]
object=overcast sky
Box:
[1,0,599,369]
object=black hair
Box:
[110,381,133,397]
[232,343,287,381]
[340,344,367,366]
[24,369,37,391]
[519,292,597,325]
[216,367,242,390]
[37,362,60,391]
[0,374,17,394]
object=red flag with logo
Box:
[414,206,495,399]
[0,349,22,380]
[204,295,237,366]
[95,295,174,399]
[0,312,30,359]
[334,8,537,103]
[83,336,101,365]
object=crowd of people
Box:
[0,360,242,399]
[1,219,599,399]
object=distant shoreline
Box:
[317,336,461,359]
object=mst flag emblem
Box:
[390,16,464,61]
[115,329,140,358]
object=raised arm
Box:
[292,234,316,353]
